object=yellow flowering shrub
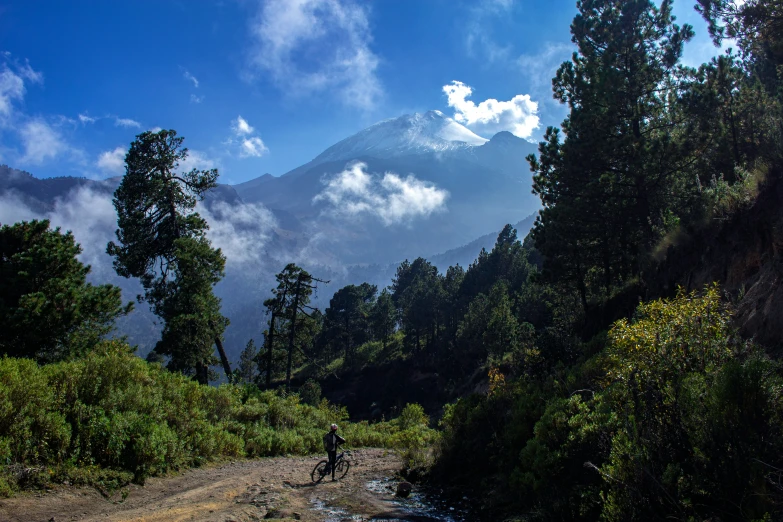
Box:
[606,284,736,393]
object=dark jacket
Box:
[323,431,345,452]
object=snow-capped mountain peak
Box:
[312,110,488,164]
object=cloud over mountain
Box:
[0,186,117,278]
[0,183,277,274]
[198,199,277,266]
[313,161,449,226]
[443,80,539,140]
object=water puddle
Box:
[311,477,466,522]
[310,497,364,521]
[365,478,463,521]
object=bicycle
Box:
[311,450,351,483]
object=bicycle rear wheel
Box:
[334,459,350,480]
[311,460,328,483]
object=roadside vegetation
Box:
[0,340,433,496]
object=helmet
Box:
[330,423,338,431]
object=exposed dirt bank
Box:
[0,449,421,522]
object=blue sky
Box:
[0,0,722,184]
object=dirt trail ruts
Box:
[0,449,408,522]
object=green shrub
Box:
[0,341,426,493]
[396,403,428,430]
[434,287,783,521]
[298,379,322,406]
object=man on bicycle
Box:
[323,423,345,481]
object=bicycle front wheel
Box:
[311,460,328,483]
[334,459,350,480]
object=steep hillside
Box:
[651,171,783,349]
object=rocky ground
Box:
[0,449,427,522]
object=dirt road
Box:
[0,449,420,522]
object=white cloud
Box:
[183,70,199,88]
[474,0,515,13]
[313,162,448,225]
[464,0,516,63]
[0,190,39,225]
[18,119,67,165]
[227,116,268,158]
[466,29,512,63]
[96,146,126,174]
[0,184,278,276]
[232,115,254,135]
[16,60,43,84]
[78,113,97,124]
[517,42,573,98]
[178,149,217,172]
[197,200,277,266]
[248,0,382,110]
[0,59,44,122]
[149,126,163,133]
[516,42,574,128]
[114,117,141,128]
[0,59,81,165]
[0,67,25,119]
[48,188,118,275]
[442,81,540,139]
[240,137,268,158]
[190,94,204,104]
[54,115,79,128]
[488,0,514,9]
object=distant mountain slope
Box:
[312,110,487,163]
[428,213,537,271]
[232,111,540,264]
[0,164,243,213]
[0,165,113,214]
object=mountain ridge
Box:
[311,110,488,165]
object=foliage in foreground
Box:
[436,288,783,521]
[0,342,432,495]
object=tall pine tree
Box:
[529,0,696,309]
[107,129,231,384]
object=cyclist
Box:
[323,423,345,481]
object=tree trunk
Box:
[345,315,352,364]
[265,309,276,389]
[573,250,589,314]
[215,335,232,383]
[195,361,209,385]
[286,277,302,388]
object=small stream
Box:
[311,477,468,522]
